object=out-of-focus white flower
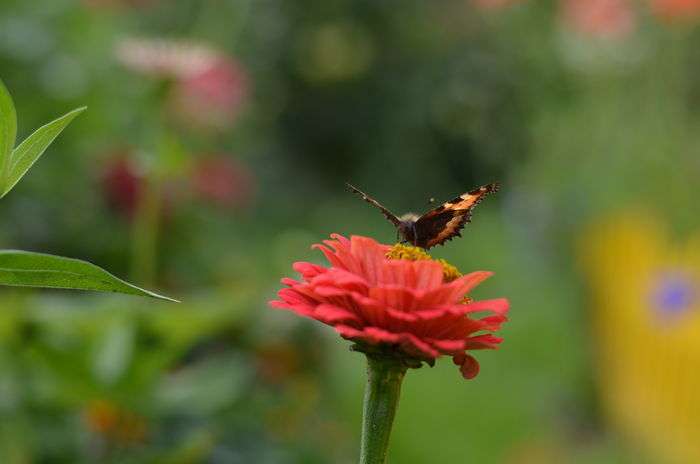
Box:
[115,38,219,80]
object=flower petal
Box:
[453,353,480,379]
[315,304,362,325]
[465,334,503,350]
[462,298,510,315]
[292,261,328,280]
[430,339,466,352]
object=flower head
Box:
[651,0,700,22]
[115,37,249,130]
[83,399,148,445]
[473,0,524,11]
[191,155,255,208]
[99,153,144,218]
[271,234,509,379]
[561,0,636,40]
[115,38,218,79]
[170,57,248,130]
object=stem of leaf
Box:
[359,355,407,464]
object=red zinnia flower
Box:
[270,234,509,379]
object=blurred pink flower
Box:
[99,153,144,219]
[116,38,249,130]
[171,58,249,130]
[561,0,636,39]
[651,0,700,21]
[191,155,255,208]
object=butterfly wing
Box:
[413,183,499,249]
[346,183,401,227]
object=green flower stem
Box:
[131,175,160,286]
[360,355,407,464]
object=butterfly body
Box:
[347,182,499,249]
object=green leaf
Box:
[0,250,177,302]
[0,79,17,175]
[2,106,86,197]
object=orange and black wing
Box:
[346,183,401,227]
[413,183,499,249]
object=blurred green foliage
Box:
[0,0,698,462]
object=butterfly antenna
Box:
[345,182,401,227]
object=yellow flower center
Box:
[386,243,462,282]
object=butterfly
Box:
[346,182,499,249]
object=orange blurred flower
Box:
[84,400,148,445]
[650,0,700,21]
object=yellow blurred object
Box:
[580,211,700,464]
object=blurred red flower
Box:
[191,155,255,208]
[99,154,144,218]
[651,0,700,21]
[561,0,636,39]
[271,235,509,379]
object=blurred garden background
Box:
[1,0,699,462]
